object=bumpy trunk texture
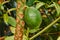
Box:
[0,37,4,40]
[0,0,4,3]
[14,0,25,40]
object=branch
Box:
[2,1,9,5]
[30,16,60,40]
[6,8,16,14]
[41,32,60,36]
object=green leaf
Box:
[3,14,8,24]
[26,0,35,6]
[0,4,4,10]
[1,6,4,10]
[10,27,15,34]
[29,26,40,33]
[48,4,54,8]
[5,36,14,40]
[8,16,16,27]
[23,35,28,40]
[36,2,45,9]
[0,11,2,15]
[53,2,60,16]
[57,36,60,40]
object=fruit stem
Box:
[2,1,9,5]
[30,16,60,40]
[6,8,16,14]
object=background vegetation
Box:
[0,0,60,40]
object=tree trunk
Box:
[14,0,25,40]
[0,37,4,40]
[0,0,4,3]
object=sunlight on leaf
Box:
[57,36,60,40]
[8,16,16,27]
[3,14,8,24]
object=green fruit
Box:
[24,7,42,29]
